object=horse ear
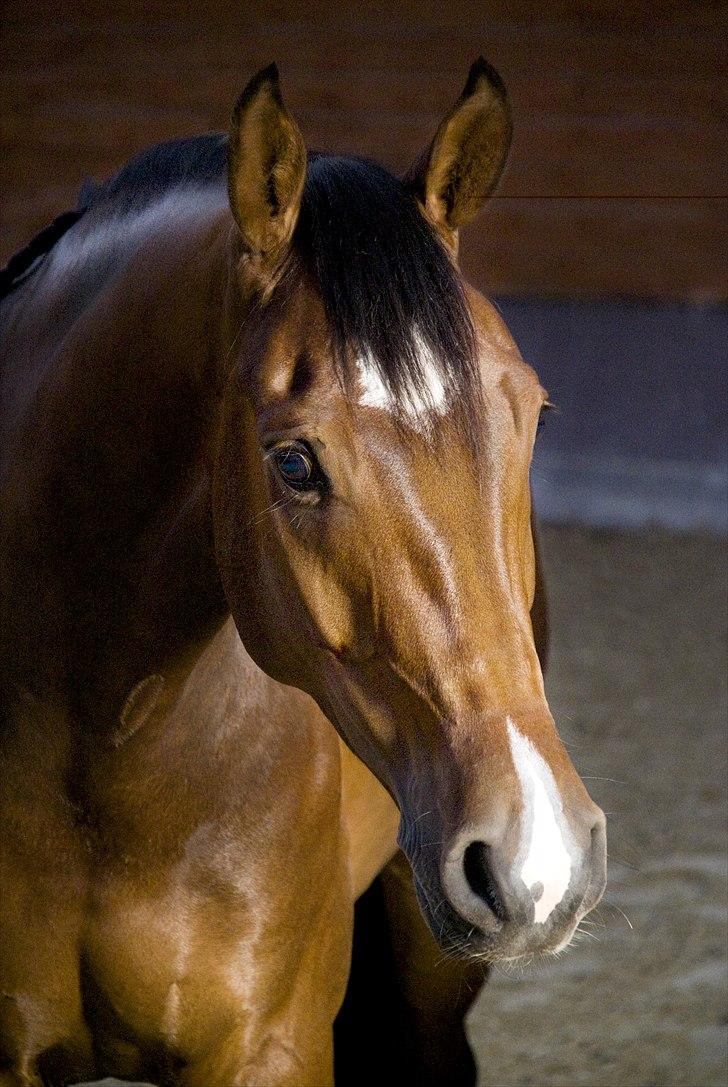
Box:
[406,57,512,246]
[228,63,306,268]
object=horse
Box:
[0,58,607,1086]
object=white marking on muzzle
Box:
[507,718,572,924]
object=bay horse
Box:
[0,58,606,1086]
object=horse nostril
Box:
[462,841,508,924]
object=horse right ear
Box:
[406,57,512,250]
[228,64,306,272]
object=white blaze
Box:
[356,347,393,411]
[356,329,448,424]
[507,717,572,924]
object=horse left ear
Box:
[228,63,306,271]
[406,57,512,246]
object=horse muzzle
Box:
[436,803,607,960]
[399,757,607,962]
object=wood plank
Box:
[2,3,724,300]
[1,21,724,81]
[1,64,724,124]
[461,198,728,303]
[2,106,724,198]
[2,0,726,30]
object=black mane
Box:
[0,135,227,301]
[2,135,479,430]
[87,133,228,215]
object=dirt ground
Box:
[467,524,728,1087]
[78,525,727,1087]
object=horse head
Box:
[212,60,606,962]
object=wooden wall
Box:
[1,1,726,301]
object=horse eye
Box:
[274,446,318,490]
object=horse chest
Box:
[1,623,356,1078]
[79,768,352,1078]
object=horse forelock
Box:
[275,154,483,440]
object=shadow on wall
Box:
[498,296,728,534]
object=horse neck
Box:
[1,191,244,722]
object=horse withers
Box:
[0,58,606,1086]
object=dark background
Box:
[1,0,726,300]
[1,0,725,531]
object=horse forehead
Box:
[361,439,483,545]
[259,278,543,439]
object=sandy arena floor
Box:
[467,525,728,1087]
